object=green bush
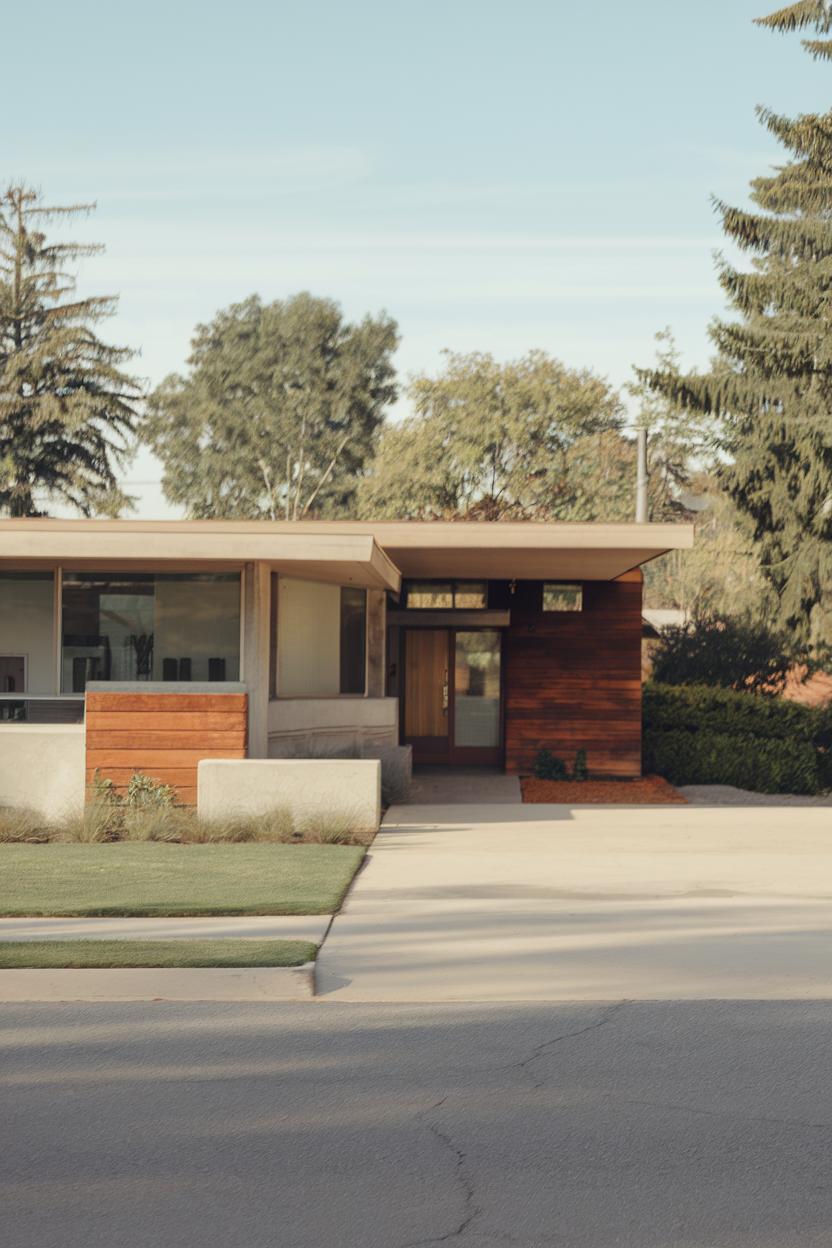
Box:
[644,683,832,795]
[533,750,568,780]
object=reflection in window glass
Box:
[61,573,240,692]
[406,582,453,609]
[454,630,501,748]
[405,581,487,609]
[340,587,367,695]
[542,583,583,612]
[0,572,55,696]
[453,581,487,609]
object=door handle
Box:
[441,669,449,714]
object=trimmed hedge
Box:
[643,683,832,796]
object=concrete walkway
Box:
[316,802,832,1001]
[407,767,521,804]
[0,916,330,942]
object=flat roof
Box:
[0,518,694,584]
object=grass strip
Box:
[0,843,365,917]
[0,939,318,969]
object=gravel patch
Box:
[679,784,832,807]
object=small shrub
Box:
[125,772,177,809]
[572,749,589,782]
[533,749,568,781]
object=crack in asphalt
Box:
[499,1001,629,1089]
[402,1007,628,1247]
[403,1095,480,1247]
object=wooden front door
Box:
[403,628,504,766]
[403,629,449,763]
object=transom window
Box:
[404,581,488,610]
[542,583,583,612]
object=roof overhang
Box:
[0,519,694,587]
[355,521,694,580]
[0,520,401,593]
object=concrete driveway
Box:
[316,803,832,1001]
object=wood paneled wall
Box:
[85,691,248,805]
[503,573,643,778]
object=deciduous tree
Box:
[144,293,398,519]
[359,350,627,520]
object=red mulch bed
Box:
[521,774,687,805]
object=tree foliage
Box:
[644,490,772,619]
[649,615,813,695]
[0,185,141,516]
[627,329,718,523]
[643,5,832,642]
[144,293,398,519]
[359,350,628,520]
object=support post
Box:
[635,427,649,523]
[242,562,271,758]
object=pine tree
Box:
[0,185,141,516]
[644,2,832,642]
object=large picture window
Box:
[276,578,366,697]
[61,572,241,692]
[0,572,55,696]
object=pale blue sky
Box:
[6,0,827,516]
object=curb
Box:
[0,961,317,1002]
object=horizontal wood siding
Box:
[504,574,643,778]
[85,692,247,805]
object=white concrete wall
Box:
[268,697,398,759]
[198,759,381,832]
[0,724,85,819]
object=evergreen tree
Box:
[627,329,718,523]
[144,293,398,519]
[0,185,141,516]
[644,2,832,642]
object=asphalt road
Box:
[3,1000,832,1247]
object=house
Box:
[0,518,693,815]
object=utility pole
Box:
[635,427,648,523]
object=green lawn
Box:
[0,843,365,917]
[0,939,317,968]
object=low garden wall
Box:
[197,758,382,833]
[0,724,85,819]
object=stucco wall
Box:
[267,697,398,759]
[198,758,381,832]
[0,724,85,818]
